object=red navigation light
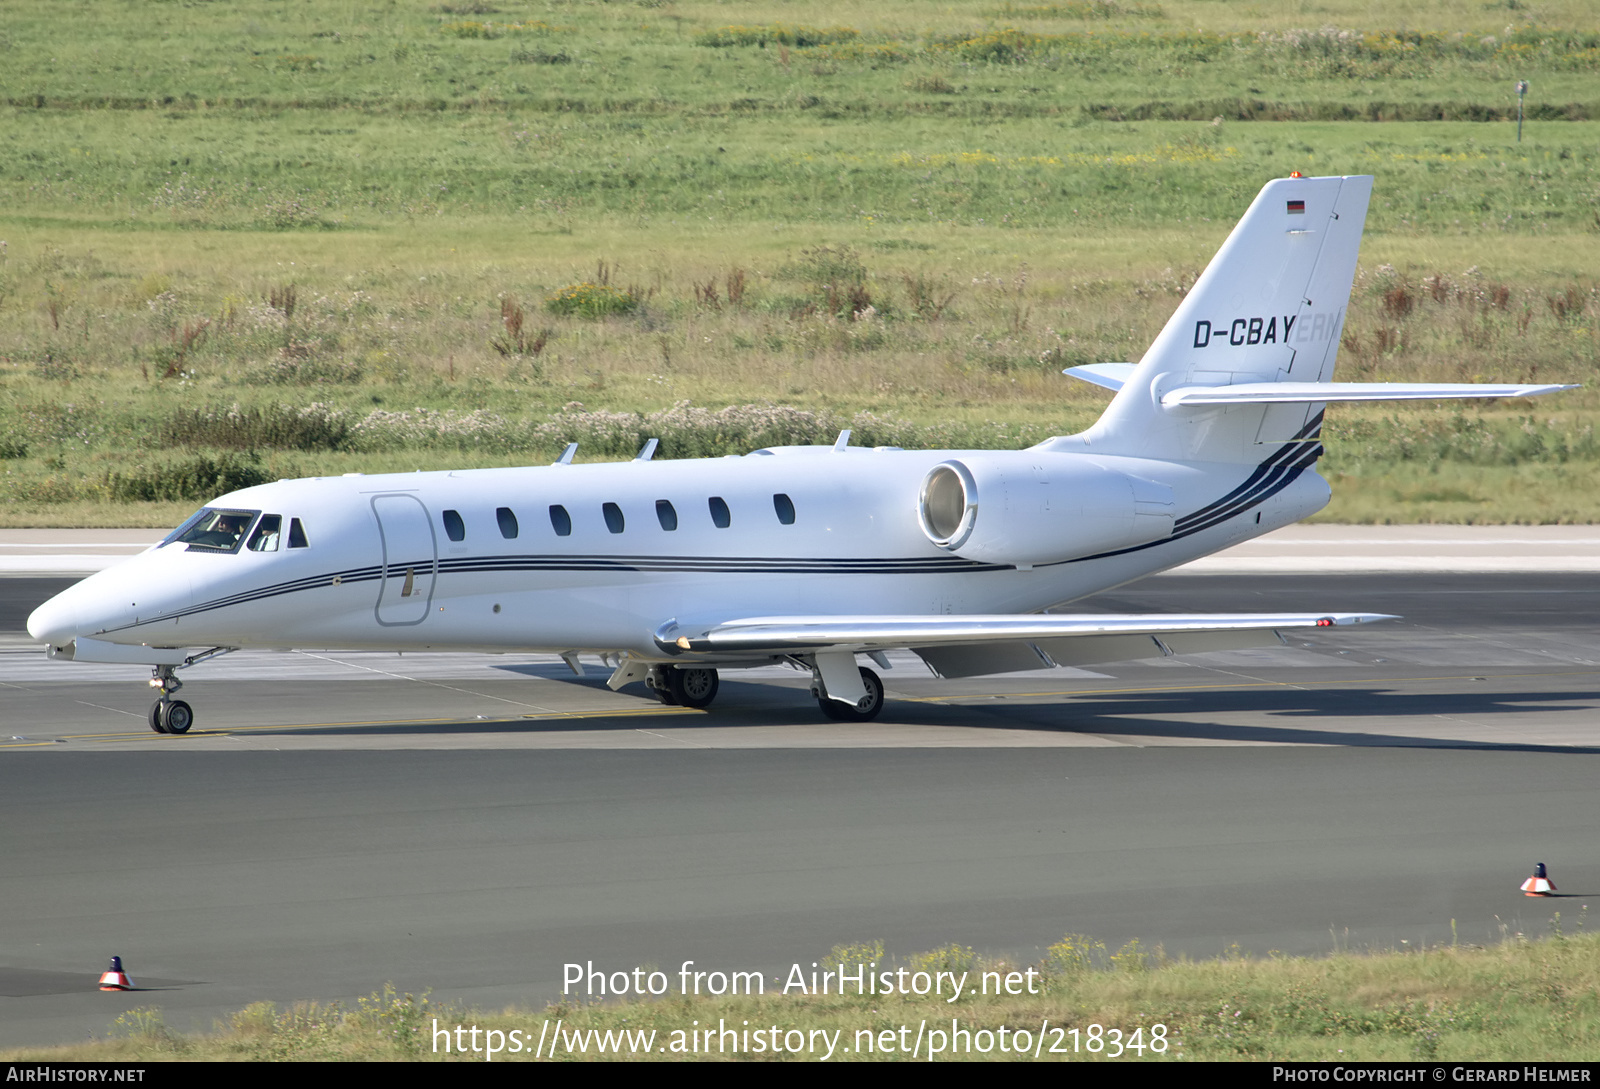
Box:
[1289,171,1303,178]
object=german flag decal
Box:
[1287,199,1306,214]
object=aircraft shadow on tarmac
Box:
[946,688,1600,753]
[239,676,1600,754]
[888,682,1600,753]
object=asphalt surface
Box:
[3,571,1598,1049]
[0,577,74,633]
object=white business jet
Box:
[27,174,1573,734]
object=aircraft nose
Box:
[27,590,80,646]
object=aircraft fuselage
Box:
[30,445,1330,661]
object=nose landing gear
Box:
[147,665,194,735]
[139,647,232,736]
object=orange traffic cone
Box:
[97,955,134,991]
[1520,863,1556,897]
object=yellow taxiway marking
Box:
[42,704,706,743]
[10,670,1595,745]
[523,705,705,721]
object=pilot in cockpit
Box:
[189,513,248,549]
[247,515,282,552]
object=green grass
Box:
[7,931,1600,1061]
[0,0,1597,526]
[4,1,1597,119]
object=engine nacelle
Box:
[917,454,1174,566]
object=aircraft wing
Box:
[655,612,1396,679]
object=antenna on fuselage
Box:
[553,443,578,466]
[635,438,659,461]
[833,430,851,452]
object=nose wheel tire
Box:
[149,699,194,735]
[162,700,194,734]
[667,667,719,709]
[816,667,884,723]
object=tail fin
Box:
[1070,174,1372,464]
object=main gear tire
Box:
[814,667,883,723]
[667,667,719,709]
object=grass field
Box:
[7,930,1599,1061]
[0,0,1597,525]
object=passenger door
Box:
[371,494,437,626]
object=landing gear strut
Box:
[814,666,884,722]
[147,665,194,735]
[647,665,720,708]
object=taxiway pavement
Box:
[1,529,1596,1049]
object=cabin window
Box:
[549,505,572,537]
[497,506,519,539]
[443,509,466,542]
[708,496,731,528]
[288,518,309,548]
[247,515,282,552]
[773,493,796,525]
[655,500,678,531]
[603,502,625,534]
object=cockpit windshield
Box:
[159,509,209,548]
[168,508,261,553]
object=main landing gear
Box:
[814,666,884,723]
[147,664,194,735]
[647,665,721,709]
[637,658,884,720]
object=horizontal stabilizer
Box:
[1063,363,1138,392]
[656,612,1396,656]
[1162,381,1577,407]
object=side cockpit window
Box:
[247,515,282,552]
[174,508,260,554]
[287,518,309,548]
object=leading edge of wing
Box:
[654,612,1398,654]
[1161,381,1578,407]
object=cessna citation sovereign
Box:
[28,174,1574,734]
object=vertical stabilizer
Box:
[1067,175,1372,464]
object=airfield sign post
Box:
[1516,80,1528,142]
